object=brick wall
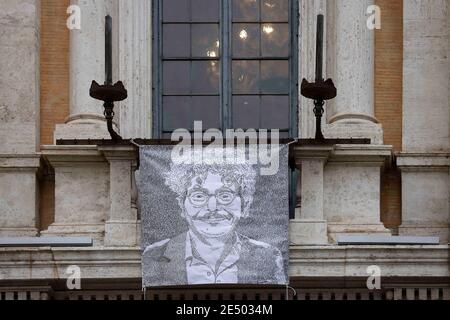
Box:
[40,0,70,146]
[375,0,403,228]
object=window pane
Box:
[163,61,190,94]
[233,96,260,129]
[261,60,289,94]
[232,61,260,94]
[261,23,289,57]
[191,0,220,22]
[163,24,190,58]
[192,96,221,129]
[192,24,220,58]
[261,96,289,129]
[232,0,260,22]
[261,0,289,22]
[191,61,220,94]
[163,96,192,130]
[163,0,189,22]
[233,24,260,57]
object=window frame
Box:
[152,0,299,139]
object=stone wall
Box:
[398,0,449,242]
[0,0,40,154]
[0,0,41,236]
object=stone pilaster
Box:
[397,154,449,243]
[402,0,449,153]
[290,146,332,245]
[118,0,152,139]
[100,146,139,247]
[398,0,449,244]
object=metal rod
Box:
[105,15,113,86]
[314,99,325,140]
[315,14,324,82]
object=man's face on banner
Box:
[183,171,242,239]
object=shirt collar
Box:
[185,231,242,271]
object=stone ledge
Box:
[330,144,393,165]
[0,154,40,169]
[0,246,448,281]
[397,153,450,170]
[41,145,105,165]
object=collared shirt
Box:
[185,232,242,285]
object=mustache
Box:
[193,209,234,221]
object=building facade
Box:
[0,0,449,300]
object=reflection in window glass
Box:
[232,61,260,94]
[191,0,220,22]
[163,96,191,130]
[233,24,260,57]
[163,0,189,22]
[163,61,190,95]
[261,60,289,94]
[261,0,289,22]
[158,0,293,135]
[261,96,289,129]
[232,0,260,22]
[163,96,220,131]
[233,96,260,129]
[191,96,221,129]
[192,61,220,94]
[192,24,220,58]
[163,24,190,58]
[261,23,289,57]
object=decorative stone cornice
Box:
[329,145,393,166]
[0,154,40,171]
[41,145,105,166]
[397,153,450,172]
[98,145,138,165]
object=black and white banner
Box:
[138,144,289,287]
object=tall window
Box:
[153,0,298,138]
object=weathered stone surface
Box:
[0,174,38,236]
[0,245,448,281]
[327,0,375,118]
[324,145,392,240]
[118,0,152,139]
[290,220,328,245]
[398,154,450,243]
[41,146,110,243]
[0,0,39,154]
[101,146,139,247]
[403,0,449,152]
[0,155,40,236]
[55,0,119,140]
[324,122,384,145]
[398,0,450,244]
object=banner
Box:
[138,145,289,287]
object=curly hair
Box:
[164,163,257,218]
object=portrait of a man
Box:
[142,162,287,286]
